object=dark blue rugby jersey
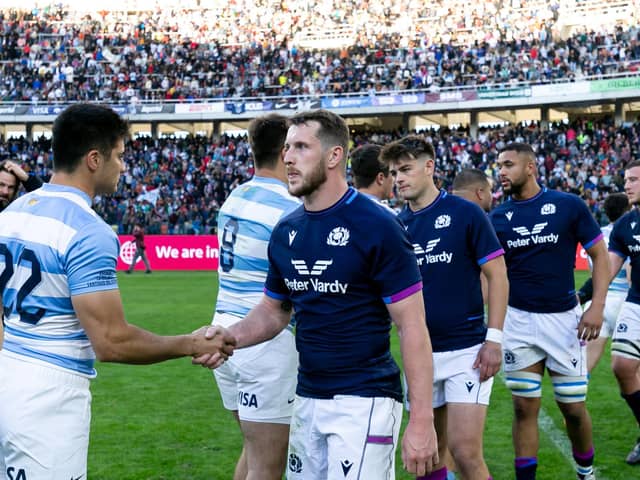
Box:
[608,208,640,306]
[490,188,603,313]
[264,187,422,402]
[399,191,504,352]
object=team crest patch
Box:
[504,350,516,364]
[327,227,350,246]
[541,203,556,215]
[434,214,451,229]
[289,453,303,473]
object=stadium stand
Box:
[1,117,638,234]
[0,2,638,102]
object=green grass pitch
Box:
[86,271,639,479]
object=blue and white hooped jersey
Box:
[490,188,603,313]
[399,191,504,352]
[214,176,300,324]
[591,223,629,294]
[608,208,640,305]
[264,187,422,402]
[0,183,120,378]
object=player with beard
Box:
[607,160,640,465]
[0,160,43,211]
[489,143,609,480]
[380,136,508,480]
[197,109,439,479]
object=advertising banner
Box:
[576,245,588,271]
[175,102,226,114]
[477,87,531,99]
[321,96,372,108]
[425,91,478,103]
[590,77,640,93]
[370,93,425,106]
[118,235,219,271]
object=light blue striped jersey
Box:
[360,192,398,215]
[0,183,119,378]
[589,223,629,294]
[215,176,300,324]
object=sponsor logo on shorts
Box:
[465,381,475,392]
[238,391,259,408]
[6,467,27,480]
[341,459,354,476]
[289,453,303,473]
[571,358,578,367]
[618,322,628,333]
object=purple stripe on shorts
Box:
[416,466,447,480]
[382,281,423,304]
[366,435,394,445]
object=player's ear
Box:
[327,146,343,169]
[376,171,386,185]
[86,149,101,173]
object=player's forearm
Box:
[399,324,434,421]
[590,247,611,308]
[96,324,195,364]
[485,269,508,331]
[228,299,289,348]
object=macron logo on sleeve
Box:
[289,230,297,246]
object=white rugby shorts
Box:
[584,290,626,338]
[213,312,298,424]
[502,305,587,376]
[0,352,91,480]
[432,343,494,408]
[612,301,640,360]
[286,395,402,479]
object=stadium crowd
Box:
[2,115,638,234]
[0,1,638,102]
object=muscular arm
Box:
[73,289,235,364]
[227,294,291,348]
[474,256,509,381]
[579,240,610,340]
[388,290,438,477]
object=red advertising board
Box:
[117,235,219,271]
[576,245,588,271]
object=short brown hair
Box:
[288,109,349,155]
[380,135,435,165]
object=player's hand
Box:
[3,160,28,182]
[578,305,603,342]
[190,325,236,369]
[473,341,502,382]
[401,417,438,476]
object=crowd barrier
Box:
[117,235,591,272]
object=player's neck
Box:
[303,179,349,212]
[358,186,382,201]
[254,166,286,184]
[49,172,95,199]
[511,180,541,201]
[408,184,440,211]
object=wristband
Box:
[485,327,503,345]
